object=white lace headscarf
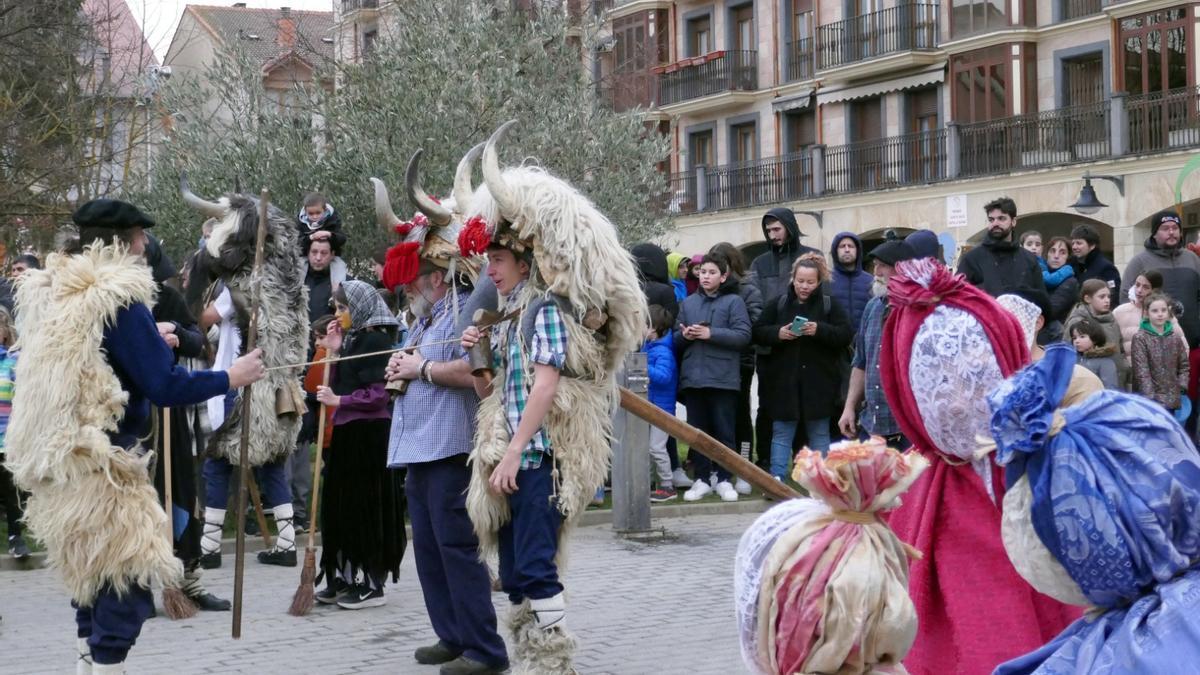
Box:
[997,294,1041,353]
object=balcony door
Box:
[729,121,757,207]
[850,97,883,189]
[687,15,712,57]
[789,1,814,81]
[908,87,940,181]
[1121,7,1193,152]
[689,129,714,169]
[1063,53,1104,106]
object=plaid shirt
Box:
[851,295,900,436]
[496,285,568,469]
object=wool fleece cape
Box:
[5,246,186,603]
[179,176,309,465]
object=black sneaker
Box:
[415,641,463,665]
[187,591,232,612]
[316,578,350,605]
[256,548,297,567]
[199,552,222,569]
[439,655,509,675]
[8,535,30,559]
[336,584,386,609]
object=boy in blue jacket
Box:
[643,305,678,501]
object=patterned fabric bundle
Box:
[734,438,928,675]
[989,343,1200,674]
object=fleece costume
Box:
[5,245,230,667]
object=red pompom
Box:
[382,241,421,289]
[393,221,414,236]
[458,216,492,257]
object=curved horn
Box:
[405,149,452,227]
[179,172,226,219]
[370,177,401,231]
[452,142,485,213]
[482,120,519,219]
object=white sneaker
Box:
[734,478,752,495]
[671,468,694,488]
[714,480,739,502]
[683,480,712,501]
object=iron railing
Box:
[958,101,1111,177]
[657,50,758,106]
[1127,86,1200,155]
[824,129,947,194]
[785,38,815,82]
[1062,0,1102,19]
[660,171,699,215]
[817,3,938,71]
[703,153,814,210]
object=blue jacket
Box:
[643,333,677,413]
[829,232,873,334]
[673,277,751,392]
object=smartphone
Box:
[791,315,808,333]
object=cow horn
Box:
[405,149,452,227]
[179,172,226,219]
[370,177,401,232]
[452,142,484,213]
[482,120,518,220]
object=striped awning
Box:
[816,65,945,105]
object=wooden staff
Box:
[618,387,800,501]
[246,474,274,550]
[288,361,331,616]
[232,189,270,639]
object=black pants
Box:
[735,363,755,456]
[684,388,737,482]
[0,461,22,537]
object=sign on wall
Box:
[946,194,969,229]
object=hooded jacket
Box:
[673,275,750,392]
[1119,238,1200,346]
[956,236,1046,298]
[750,208,819,305]
[631,243,680,321]
[296,203,347,256]
[1131,319,1189,409]
[829,232,873,334]
[1072,247,1121,295]
[665,251,689,301]
[642,332,677,413]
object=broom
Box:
[288,361,331,616]
[160,406,199,619]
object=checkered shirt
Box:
[851,295,900,437]
[496,288,568,470]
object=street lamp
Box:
[1070,173,1125,215]
[796,209,823,229]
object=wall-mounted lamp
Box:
[1069,172,1125,215]
[796,209,823,229]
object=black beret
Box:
[72,199,156,230]
[866,240,918,266]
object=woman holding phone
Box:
[753,253,852,477]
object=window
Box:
[613,15,648,73]
[1120,8,1191,95]
[951,0,1008,37]
[851,97,883,142]
[784,109,816,153]
[950,45,1037,122]
[909,87,939,133]
[792,1,813,39]
[362,30,377,58]
[732,122,757,163]
[687,15,711,57]
[1063,53,1104,106]
[689,129,714,168]
[731,5,754,52]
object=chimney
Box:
[277,14,297,49]
[233,2,246,6]
[280,6,290,16]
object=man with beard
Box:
[383,247,508,670]
[957,197,1045,297]
[837,240,917,446]
[829,232,872,335]
[1119,210,1200,347]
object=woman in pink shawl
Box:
[878,258,1078,674]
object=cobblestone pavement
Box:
[0,512,758,674]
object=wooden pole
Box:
[245,474,274,550]
[232,189,271,639]
[618,387,800,502]
[288,361,331,616]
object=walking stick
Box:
[289,362,331,616]
[160,406,198,619]
[232,189,270,639]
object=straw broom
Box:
[160,406,198,619]
[288,361,331,616]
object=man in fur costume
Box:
[178,177,310,569]
[458,122,647,674]
[3,199,266,674]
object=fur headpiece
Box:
[374,146,486,291]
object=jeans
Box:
[683,388,738,483]
[286,439,313,522]
[497,460,564,604]
[771,417,831,478]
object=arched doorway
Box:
[964,212,1114,262]
[859,227,917,259]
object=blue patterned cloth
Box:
[989,343,1200,674]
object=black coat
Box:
[750,207,820,306]
[957,238,1046,297]
[753,285,852,421]
[1073,248,1120,293]
[631,243,680,321]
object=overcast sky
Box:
[130,0,334,61]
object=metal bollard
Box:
[612,352,652,534]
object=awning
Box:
[772,88,815,112]
[816,65,945,105]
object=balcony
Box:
[655,50,757,110]
[785,38,815,83]
[663,153,813,214]
[816,3,940,77]
[1127,86,1200,155]
[824,129,947,195]
[1062,0,1103,20]
[958,101,1111,178]
[341,0,380,19]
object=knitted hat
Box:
[1150,210,1182,237]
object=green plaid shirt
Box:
[496,288,569,469]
